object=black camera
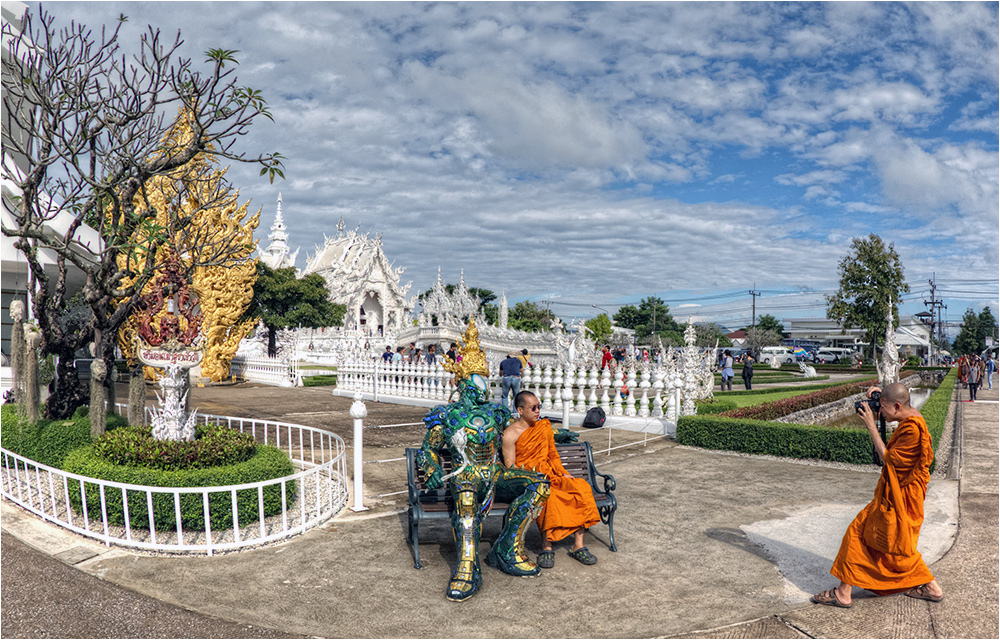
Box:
[854,390,880,414]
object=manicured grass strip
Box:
[921,368,957,473]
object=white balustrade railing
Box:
[230,355,300,387]
[0,408,347,555]
[334,361,684,420]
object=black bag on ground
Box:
[581,406,606,429]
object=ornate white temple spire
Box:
[337,216,346,236]
[259,193,298,269]
[498,290,508,329]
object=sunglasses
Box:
[523,404,540,411]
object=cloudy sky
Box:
[45,1,999,331]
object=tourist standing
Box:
[392,347,404,363]
[963,355,980,401]
[601,345,613,370]
[720,350,734,391]
[986,354,995,390]
[446,342,458,363]
[425,344,438,366]
[516,349,532,371]
[409,347,422,365]
[382,346,393,362]
[741,356,754,390]
[498,352,523,410]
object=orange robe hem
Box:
[830,415,936,593]
[513,419,600,542]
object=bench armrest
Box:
[593,468,616,493]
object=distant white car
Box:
[759,346,795,366]
[814,348,856,364]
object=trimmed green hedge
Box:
[677,370,954,466]
[695,399,738,415]
[677,415,874,464]
[921,368,957,472]
[303,374,338,387]
[714,374,830,385]
[0,404,127,467]
[63,445,296,532]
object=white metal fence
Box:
[335,360,683,420]
[0,410,347,555]
[230,355,300,387]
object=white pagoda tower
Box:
[258,193,299,270]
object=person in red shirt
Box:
[600,345,613,370]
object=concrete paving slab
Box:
[663,615,808,639]
[53,545,101,565]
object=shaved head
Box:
[881,383,911,407]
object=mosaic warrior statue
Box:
[418,318,550,602]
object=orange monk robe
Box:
[830,415,936,594]
[513,418,600,542]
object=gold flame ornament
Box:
[441,317,490,383]
[114,109,260,381]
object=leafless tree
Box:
[744,327,783,358]
[2,8,283,430]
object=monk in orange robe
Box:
[502,391,600,568]
[812,383,944,608]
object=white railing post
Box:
[373,359,380,403]
[349,392,368,512]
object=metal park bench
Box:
[404,441,618,569]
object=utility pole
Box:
[749,283,761,328]
[924,273,945,365]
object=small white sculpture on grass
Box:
[798,361,817,378]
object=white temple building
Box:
[257,193,298,270]
[302,218,414,334]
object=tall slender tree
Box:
[826,234,909,359]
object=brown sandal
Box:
[904,584,944,603]
[811,589,852,608]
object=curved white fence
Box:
[0,412,347,555]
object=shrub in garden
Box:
[303,374,338,387]
[93,423,256,470]
[63,444,295,532]
[0,404,126,467]
[677,415,873,464]
[695,399,738,415]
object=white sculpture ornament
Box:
[798,361,817,378]
[150,364,199,442]
[876,299,901,387]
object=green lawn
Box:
[723,389,820,408]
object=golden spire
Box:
[441,317,489,383]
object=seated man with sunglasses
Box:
[502,391,601,569]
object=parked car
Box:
[814,348,856,364]
[759,346,795,366]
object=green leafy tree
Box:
[977,307,998,351]
[744,314,784,336]
[695,323,733,348]
[953,307,996,355]
[825,234,909,358]
[508,301,556,333]
[614,297,679,341]
[585,314,613,344]
[613,305,642,330]
[244,264,345,356]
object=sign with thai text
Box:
[137,345,202,368]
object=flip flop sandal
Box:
[537,550,555,569]
[567,547,598,565]
[904,585,944,603]
[811,589,852,609]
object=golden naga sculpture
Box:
[441,317,490,384]
[115,110,260,382]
